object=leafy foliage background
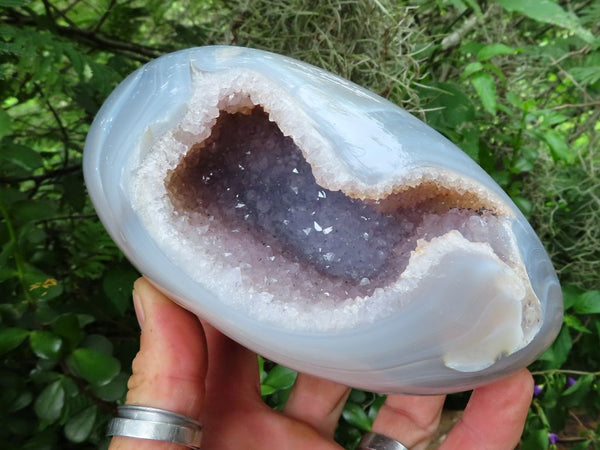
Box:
[1,1,598,449]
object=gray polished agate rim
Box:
[83,46,563,394]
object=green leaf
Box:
[342,402,372,432]
[261,365,297,393]
[7,389,33,412]
[562,285,582,311]
[349,389,367,403]
[367,395,386,421]
[81,334,113,355]
[0,186,26,206]
[30,330,64,359]
[512,196,532,218]
[260,384,277,396]
[34,379,65,423]
[462,0,482,16]
[538,326,572,369]
[258,355,266,382]
[423,82,476,129]
[573,290,600,314]
[0,247,16,280]
[569,65,600,86]
[0,143,44,176]
[539,129,575,163]
[471,71,497,115]
[0,327,29,355]
[23,273,62,301]
[23,429,58,450]
[91,372,128,402]
[0,108,11,139]
[462,61,484,78]
[64,405,97,443]
[62,376,80,399]
[0,0,28,7]
[571,441,593,450]
[521,429,549,450]
[511,156,535,173]
[67,348,121,386]
[561,374,594,407]
[52,314,83,349]
[563,315,591,334]
[495,0,596,44]
[477,44,518,61]
[13,199,59,223]
[102,266,138,315]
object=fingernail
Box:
[132,289,145,329]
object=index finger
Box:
[110,277,208,449]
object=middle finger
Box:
[371,394,446,450]
[284,373,351,438]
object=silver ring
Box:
[358,432,409,450]
[107,405,202,449]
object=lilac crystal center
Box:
[168,108,403,282]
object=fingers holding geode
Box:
[283,374,350,439]
[110,278,208,450]
[371,393,445,450]
[440,369,533,450]
[201,322,262,410]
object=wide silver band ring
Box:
[358,432,409,450]
[107,405,202,449]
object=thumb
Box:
[110,277,208,450]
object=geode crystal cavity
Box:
[84,46,563,394]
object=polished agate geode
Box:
[84,46,563,394]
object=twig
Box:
[0,165,81,184]
[0,203,33,305]
[93,0,117,33]
[441,14,478,50]
[33,83,71,168]
[551,101,600,111]
[531,369,600,376]
[551,57,592,102]
[551,45,590,66]
[4,9,163,62]
[35,214,97,224]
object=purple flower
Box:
[533,384,543,396]
[548,432,559,445]
[566,376,577,388]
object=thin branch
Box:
[33,83,71,168]
[4,9,163,62]
[0,203,33,305]
[43,0,79,29]
[93,0,117,33]
[551,57,593,102]
[440,5,495,51]
[551,45,590,66]
[62,0,86,15]
[0,165,81,184]
[551,100,600,111]
[60,23,164,61]
[531,369,600,376]
[35,214,97,224]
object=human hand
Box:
[109,277,533,450]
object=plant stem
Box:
[0,202,33,304]
[531,369,600,376]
